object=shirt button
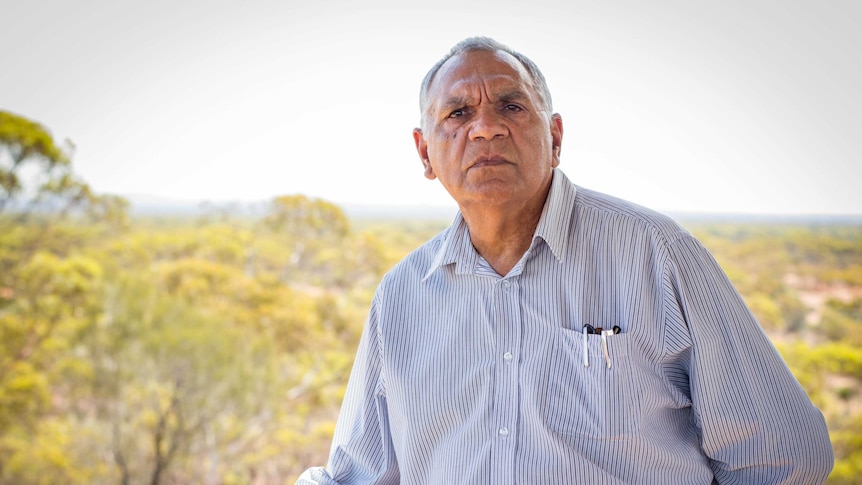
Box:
[499,427,510,437]
[502,280,511,290]
[503,351,513,362]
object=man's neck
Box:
[460,195,547,277]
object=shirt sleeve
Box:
[662,234,833,483]
[295,296,399,484]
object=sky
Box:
[2,0,860,215]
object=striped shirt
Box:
[297,169,833,484]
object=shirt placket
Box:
[489,276,521,485]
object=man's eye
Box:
[505,104,523,112]
[448,109,465,118]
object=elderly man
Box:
[297,37,833,484]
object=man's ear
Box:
[550,114,563,168]
[413,128,436,180]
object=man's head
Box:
[413,37,563,212]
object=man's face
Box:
[414,49,563,211]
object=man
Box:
[298,37,833,484]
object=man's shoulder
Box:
[378,226,450,286]
[573,185,688,241]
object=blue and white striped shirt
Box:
[298,169,833,484]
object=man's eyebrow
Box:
[440,95,470,112]
[497,89,530,103]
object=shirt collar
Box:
[422,168,577,282]
[533,168,577,263]
[422,214,476,281]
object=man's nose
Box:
[468,107,508,141]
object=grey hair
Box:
[419,37,554,130]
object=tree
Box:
[0,252,104,481]
[1,111,75,214]
[0,112,128,482]
[262,195,350,283]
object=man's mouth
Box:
[471,155,509,168]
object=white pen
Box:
[601,329,612,369]
[582,325,589,367]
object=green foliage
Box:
[829,414,862,484]
[0,110,88,222]
[0,111,70,209]
[0,191,402,482]
[0,112,68,165]
[0,361,49,438]
[820,298,862,347]
[2,206,860,483]
[1,209,854,483]
[0,250,104,450]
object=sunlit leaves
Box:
[0,112,69,168]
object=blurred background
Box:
[1,0,860,483]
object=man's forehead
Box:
[429,50,534,100]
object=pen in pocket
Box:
[601,330,612,369]
[582,325,620,369]
[582,325,593,367]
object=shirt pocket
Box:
[544,327,639,440]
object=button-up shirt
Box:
[298,169,833,484]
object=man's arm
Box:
[296,297,399,484]
[664,234,833,483]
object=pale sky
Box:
[2,0,860,215]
